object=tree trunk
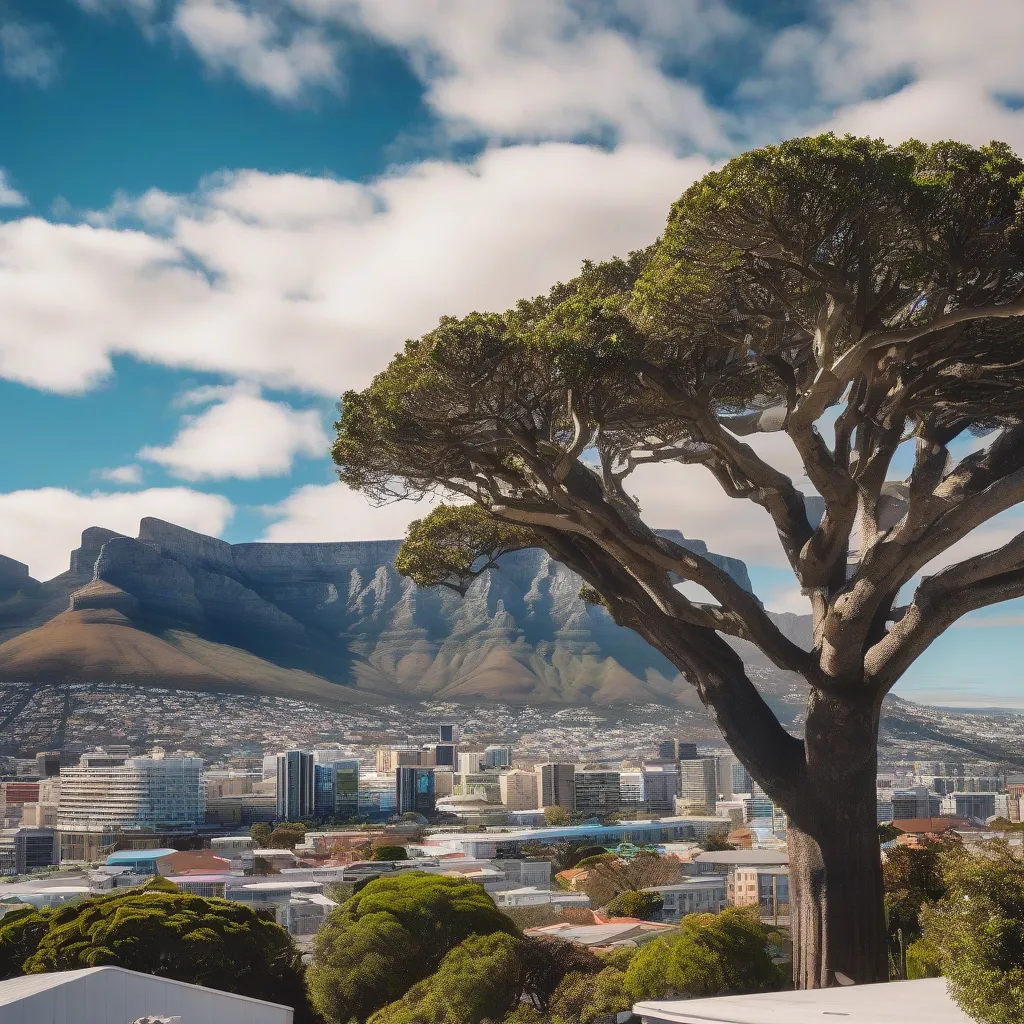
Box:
[786,691,889,988]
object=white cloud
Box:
[0,19,60,87]
[0,487,234,581]
[260,481,443,542]
[0,144,710,395]
[97,464,145,486]
[138,383,329,480]
[172,0,340,102]
[0,169,26,208]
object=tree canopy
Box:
[0,881,310,1016]
[333,131,1024,988]
[307,872,519,1023]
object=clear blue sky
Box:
[2,0,1024,705]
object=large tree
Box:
[333,133,1024,987]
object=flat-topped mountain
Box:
[0,518,808,712]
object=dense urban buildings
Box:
[276,751,314,821]
[536,763,576,809]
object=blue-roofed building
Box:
[104,848,178,875]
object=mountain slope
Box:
[0,518,799,712]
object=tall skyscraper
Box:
[499,770,539,811]
[731,762,753,795]
[536,763,575,809]
[276,751,314,821]
[658,740,698,761]
[458,752,485,774]
[439,724,458,743]
[312,759,360,820]
[642,764,678,815]
[396,766,436,816]
[35,752,61,778]
[425,743,457,767]
[678,758,718,814]
[574,771,622,815]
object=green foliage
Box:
[395,505,534,596]
[9,888,310,1016]
[517,935,602,1014]
[543,806,572,827]
[906,913,943,980]
[605,890,664,921]
[368,932,523,1024]
[270,823,308,850]
[549,967,631,1024]
[250,822,273,847]
[882,838,951,965]
[580,852,683,910]
[625,907,785,1001]
[371,846,409,862]
[0,906,53,980]
[699,834,736,852]
[922,839,1024,1023]
[877,823,903,843]
[307,872,518,1024]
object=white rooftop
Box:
[0,965,293,1024]
[692,850,789,864]
[634,978,971,1024]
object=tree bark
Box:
[787,692,889,988]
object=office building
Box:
[0,826,58,874]
[425,743,457,767]
[942,792,997,822]
[57,754,205,861]
[453,772,502,803]
[643,764,679,815]
[276,751,314,821]
[731,762,753,795]
[678,758,718,814]
[620,771,645,808]
[439,724,458,743]
[357,771,397,819]
[311,760,360,820]
[891,786,942,820]
[1,782,39,827]
[574,771,621,816]
[483,745,513,769]
[536,763,575,809]
[499,770,540,811]
[657,740,698,762]
[458,751,485,774]
[35,752,61,778]
[78,749,129,768]
[1008,783,1024,824]
[396,766,436,816]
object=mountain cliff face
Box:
[0,518,806,711]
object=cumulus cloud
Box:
[0,169,27,208]
[0,487,234,581]
[138,383,329,480]
[260,481,443,542]
[97,464,145,486]
[0,19,60,87]
[172,0,340,101]
[0,144,710,395]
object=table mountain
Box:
[0,518,807,712]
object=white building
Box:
[0,965,292,1024]
[644,877,728,922]
[57,754,205,833]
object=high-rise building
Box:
[658,740,698,761]
[678,758,718,814]
[483,746,513,769]
[536,763,575,809]
[1008,783,1024,824]
[1,782,40,827]
[439,724,458,743]
[619,770,645,808]
[731,762,753,795]
[396,766,436,816]
[458,752,485,774]
[642,764,678,815]
[453,773,502,803]
[945,792,997,822]
[35,752,61,778]
[574,771,621,816]
[277,751,314,821]
[57,755,205,834]
[499,770,539,811]
[891,786,941,820]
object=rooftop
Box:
[693,850,789,865]
[634,978,971,1024]
[105,848,178,863]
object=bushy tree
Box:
[250,822,273,847]
[580,852,683,909]
[921,839,1024,1023]
[625,907,786,1001]
[882,837,951,976]
[307,872,518,1023]
[368,932,523,1024]
[517,936,602,1014]
[2,881,310,1016]
[605,890,664,920]
[0,906,52,980]
[371,845,409,861]
[270,823,308,850]
[334,132,1024,986]
[549,967,631,1024]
